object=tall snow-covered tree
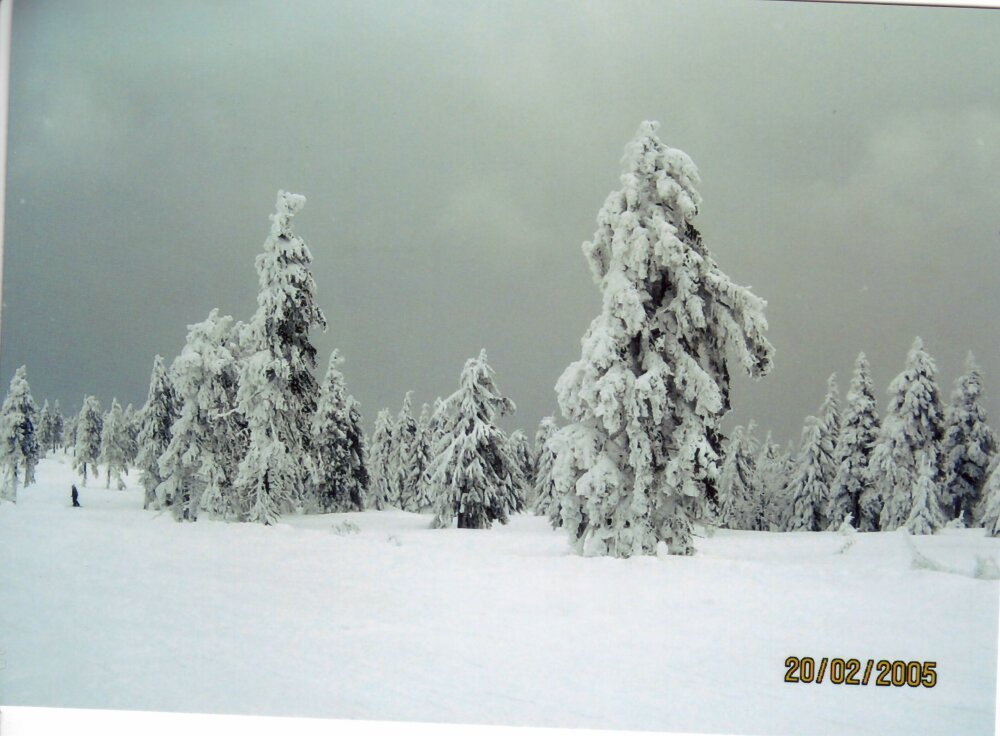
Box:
[73,395,103,485]
[828,353,880,530]
[367,409,396,510]
[716,423,759,530]
[531,416,559,516]
[941,352,996,525]
[428,350,523,529]
[877,338,945,531]
[391,392,419,511]
[136,355,179,510]
[550,122,773,557]
[784,416,834,531]
[0,366,40,500]
[402,402,434,512]
[123,403,140,465]
[814,374,841,529]
[99,399,129,490]
[234,191,327,525]
[753,431,787,531]
[157,311,246,521]
[507,429,535,506]
[64,412,78,454]
[309,349,367,512]
[906,451,947,535]
[977,456,1000,535]
[37,400,53,458]
[49,400,65,452]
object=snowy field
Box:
[1,453,997,736]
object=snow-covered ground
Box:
[1,453,997,735]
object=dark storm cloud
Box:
[2,0,998,443]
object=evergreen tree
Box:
[428,350,523,529]
[814,374,841,529]
[905,451,946,535]
[136,355,180,510]
[99,399,129,490]
[123,403,140,465]
[941,352,996,525]
[73,395,103,485]
[877,338,945,531]
[977,456,1000,535]
[550,122,773,557]
[403,402,434,512]
[50,400,65,451]
[716,424,759,530]
[38,400,53,458]
[234,191,327,524]
[828,353,880,530]
[63,412,78,454]
[784,416,833,531]
[507,429,534,507]
[531,416,560,520]
[0,366,40,500]
[753,431,786,531]
[157,311,245,521]
[391,392,419,510]
[368,409,396,510]
[309,350,366,512]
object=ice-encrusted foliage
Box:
[877,338,945,531]
[828,354,880,530]
[428,350,523,529]
[978,457,1000,536]
[531,416,559,517]
[73,395,103,485]
[136,355,179,510]
[368,409,396,510]
[754,432,788,531]
[309,350,367,512]
[392,392,419,511]
[784,416,833,531]
[0,366,39,501]
[550,121,774,557]
[906,451,947,535]
[49,400,64,452]
[716,424,759,530]
[157,311,244,521]
[815,374,841,529]
[404,403,435,512]
[508,429,535,504]
[123,404,139,465]
[235,191,327,525]
[99,399,129,490]
[37,401,52,458]
[941,352,996,525]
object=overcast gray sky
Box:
[2,0,998,445]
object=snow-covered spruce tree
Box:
[508,429,535,506]
[428,350,524,529]
[99,399,129,490]
[136,355,179,510]
[941,352,996,525]
[391,392,419,511]
[309,350,366,512]
[367,409,396,509]
[716,423,759,530]
[157,311,245,521]
[550,122,774,557]
[403,402,435,512]
[73,395,103,485]
[784,416,834,531]
[0,367,40,500]
[63,413,77,454]
[827,353,880,530]
[753,431,786,531]
[531,416,559,516]
[38,400,52,458]
[814,374,841,529]
[50,400,65,451]
[977,456,1000,535]
[877,338,945,531]
[906,451,947,535]
[234,191,327,525]
[123,404,140,465]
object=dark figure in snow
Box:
[71,485,81,508]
